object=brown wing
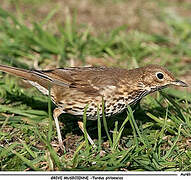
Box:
[40,67,122,95]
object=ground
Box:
[0,0,191,171]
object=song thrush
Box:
[0,64,188,148]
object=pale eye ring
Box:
[156,72,164,80]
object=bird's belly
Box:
[57,98,127,120]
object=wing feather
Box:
[39,67,122,96]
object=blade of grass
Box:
[97,104,102,151]
[12,150,41,171]
[21,141,37,159]
[162,124,182,160]
[35,128,62,169]
[41,7,59,25]
[127,106,146,146]
[154,108,168,156]
[72,141,86,168]
[116,145,135,164]
[102,98,112,147]
[46,151,54,171]
[112,120,118,151]
[0,114,14,130]
[128,111,138,146]
[146,112,175,134]
[112,112,130,150]
[48,87,53,143]
[0,142,18,158]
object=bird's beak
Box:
[172,79,188,87]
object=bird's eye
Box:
[156,72,164,80]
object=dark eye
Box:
[156,72,164,80]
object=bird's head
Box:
[139,65,188,92]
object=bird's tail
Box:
[0,64,69,89]
[0,64,35,81]
[0,64,54,96]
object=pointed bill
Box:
[172,79,188,87]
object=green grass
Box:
[0,0,191,171]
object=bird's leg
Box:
[78,121,96,148]
[53,108,64,148]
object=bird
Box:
[0,64,188,148]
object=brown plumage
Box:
[0,64,188,148]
